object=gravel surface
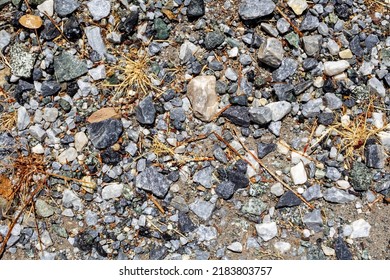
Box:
[0,0,390,260]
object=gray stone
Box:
[136,167,171,198]
[57,147,77,164]
[178,212,196,233]
[274,241,291,254]
[43,107,59,122]
[222,106,250,127]
[54,52,88,82]
[350,161,372,191]
[276,18,290,34]
[255,222,277,241]
[323,92,342,110]
[187,0,205,18]
[302,184,323,201]
[107,32,122,44]
[302,58,318,71]
[213,146,227,163]
[303,209,323,232]
[85,210,98,226]
[365,145,386,169]
[334,237,352,260]
[239,0,276,20]
[135,95,156,125]
[276,191,302,208]
[54,0,79,17]
[227,242,243,253]
[196,225,217,241]
[261,23,278,37]
[62,189,83,210]
[270,182,284,197]
[257,143,276,158]
[102,183,123,200]
[187,76,219,122]
[41,80,61,97]
[87,0,110,21]
[326,166,341,181]
[204,31,224,50]
[216,181,236,199]
[302,98,323,118]
[29,125,46,141]
[225,67,238,81]
[17,106,30,130]
[265,101,292,121]
[323,187,356,203]
[189,199,215,221]
[327,39,340,56]
[88,65,106,80]
[300,14,319,31]
[350,219,371,238]
[272,58,298,81]
[193,166,214,188]
[239,54,252,66]
[350,35,363,57]
[10,44,37,78]
[241,198,267,216]
[249,106,272,125]
[368,77,386,97]
[0,30,11,51]
[303,35,322,56]
[35,199,55,218]
[269,121,281,136]
[258,38,284,68]
[318,22,329,36]
[85,26,106,56]
[87,118,123,149]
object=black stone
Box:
[257,143,277,158]
[95,242,108,257]
[318,112,335,125]
[323,78,336,93]
[149,246,168,260]
[228,169,249,190]
[118,11,139,35]
[14,80,34,105]
[63,16,82,41]
[334,3,351,20]
[41,20,61,41]
[41,80,61,97]
[294,80,313,95]
[216,181,235,200]
[167,171,180,182]
[75,232,95,252]
[187,0,205,19]
[178,212,197,233]
[60,134,74,144]
[350,35,364,57]
[135,95,156,125]
[222,106,250,127]
[229,95,248,106]
[204,32,225,50]
[302,58,318,71]
[67,81,78,97]
[170,107,186,122]
[101,148,122,165]
[334,236,352,260]
[0,132,15,158]
[275,191,302,208]
[87,119,123,149]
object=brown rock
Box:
[87,107,120,123]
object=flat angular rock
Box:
[35,199,55,218]
[54,52,88,82]
[272,58,298,81]
[135,95,156,125]
[87,118,123,149]
[258,38,284,68]
[291,161,307,185]
[102,183,123,200]
[365,144,386,169]
[216,181,235,200]
[257,142,277,158]
[324,92,343,110]
[265,101,292,121]
[187,0,205,19]
[204,31,224,50]
[334,237,352,260]
[187,76,219,122]
[255,222,277,241]
[303,209,323,232]
[368,77,386,97]
[10,44,37,78]
[193,166,214,188]
[41,80,61,97]
[222,106,250,127]
[239,0,276,20]
[300,14,319,31]
[57,147,77,164]
[136,167,171,198]
[324,60,350,76]
[178,212,197,233]
[196,225,217,241]
[189,199,215,221]
[303,35,322,56]
[54,0,79,17]
[227,242,243,253]
[350,219,371,239]
[323,187,356,203]
[303,184,323,201]
[249,107,272,125]
[276,191,302,208]
[0,30,11,51]
[17,106,30,131]
[87,0,110,21]
[85,26,106,56]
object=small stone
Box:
[178,212,197,233]
[227,242,243,253]
[222,106,250,127]
[324,60,350,76]
[258,38,284,68]
[241,198,267,216]
[88,65,106,81]
[87,0,110,21]
[265,101,292,122]
[85,26,106,56]
[302,184,322,201]
[272,58,298,82]
[318,112,335,125]
[276,190,302,208]
[249,107,272,125]
[62,189,83,209]
[118,11,139,35]
[213,146,227,163]
[323,93,342,110]
[17,106,30,131]
[54,0,79,17]
[35,199,55,218]
[300,14,319,31]
[339,49,353,59]
[323,187,356,203]
[349,161,372,191]
[276,18,290,34]
[196,225,217,242]
[261,23,278,37]
[365,144,386,169]
[31,144,44,154]
[290,161,307,185]
[54,52,88,82]
[350,35,364,57]
[255,222,277,241]
[326,166,341,181]
[238,0,275,20]
[274,241,291,254]
[303,209,323,232]
[29,125,46,141]
[10,44,37,78]
[85,210,98,226]
[102,183,123,200]
[302,58,318,71]
[257,142,276,158]
[350,219,371,238]
[37,0,54,16]
[187,0,205,19]
[57,147,77,164]
[74,132,88,152]
[270,182,284,197]
[303,35,322,56]
[87,118,123,149]
[0,30,11,51]
[43,107,59,122]
[63,16,82,41]
[154,18,169,40]
[225,67,238,81]
[135,95,156,125]
[334,237,352,260]
[216,181,235,200]
[204,31,224,50]
[136,167,171,198]
[285,32,299,49]
[193,166,214,188]
[287,0,308,15]
[187,76,219,122]
[150,246,168,260]
[41,80,61,97]
[367,77,386,97]
[189,199,215,221]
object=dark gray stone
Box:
[170,108,186,122]
[302,58,318,71]
[303,209,323,232]
[222,106,250,127]
[350,35,364,57]
[87,118,123,149]
[274,83,295,101]
[149,246,168,260]
[365,144,385,169]
[204,32,224,50]
[187,0,205,19]
[41,80,61,97]
[349,161,372,191]
[257,143,276,158]
[300,14,320,31]
[178,212,197,233]
[136,167,171,198]
[216,181,236,200]
[193,166,214,188]
[118,11,139,35]
[275,191,302,208]
[213,145,227,163]
[135,95,156,125]
[335,237,352,260]
[365,34,379,51]
[239,0,276,20]
[272,58,298,82]
[54,52,88,82]
[54,0,80,17]
[0,132,15,158]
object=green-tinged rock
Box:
[154,18,169,40]
[53,52,88,82]
[285,32,299,49]
[10,44,37,78]
[381,48,390,67]
[52,224,68,238]
[349,161,372,191]
[35,199,55,218]
[328,13,338,24]
[241,198,267,216]
[352,85,369,100]
[59,99,72,112]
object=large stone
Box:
[255,222,277,241]
[54,52,88,82]
[367,77,386,97]
[17,106,30,130]
[265,101,292,121]
[135,167,171,198]
[239,0,276,20]
[350,219,371,239]
[222,106,250,127]
[85,26,106,56]
[303,209,323,232]
[204,31,224,50]
[324,60,350,76]
[10,44,37,78]
[187,76,219,122]
[193,166,214,188]
[0,30,11,51]
[276,191,302,208]
[288,0,308,15]
[258,38,284,68]
[87,118,123,149]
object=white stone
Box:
[350,219,371,238]
[274,241,291,254]
[372,112,384,129]
[270,182,284,197]
[228,47,239,58]
[336,180,350,190]
[37,0,54,16]
[87,0,111,21]
[291,151,311,165]
[74,132,88,152]
[57,147,78,164]
[368,77,386,97]
[179,40,199,63]
[359,61,374,76]
[288,0,308,15]
[255,222,277,241]
[43,107,59,122]
[321,245,336,256]
[17,106,30,130]
[265,101,292,121]
[290,161,307,185]
[227,241,243,253]
[324,60,350,76]
[327,39,340,56]
[88,65,106,80]
[32,144,45,154]
[378,131,390,149]
[339,49,353,59]
[102,183,123,200]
